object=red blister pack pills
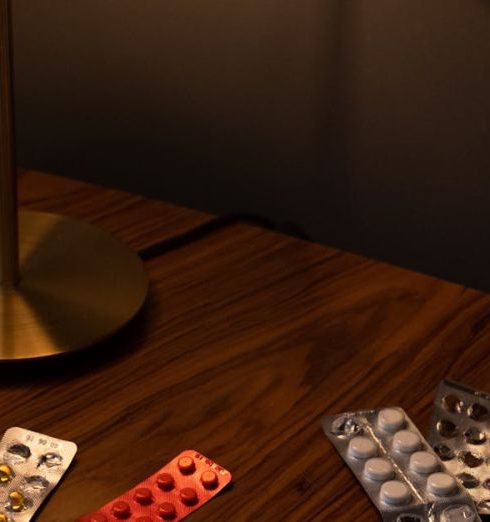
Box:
[78,450,232,521]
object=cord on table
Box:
[138,213,280,261]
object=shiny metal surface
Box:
[0,210,148,360]
[0,0,18,286]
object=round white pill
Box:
[409,451,439,474]
[364,458,394,481]
[380,480,411,506]
[377,408,405,432]
[392,430,421,453]
[348,436,377,460]
[427,472,457,496]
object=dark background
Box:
[11,1,490,290]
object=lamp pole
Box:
[0,0,19,287]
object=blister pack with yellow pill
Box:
[0,427,77,521]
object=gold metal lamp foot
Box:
[0,211,148,360]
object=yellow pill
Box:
[0,463,13,483]
[9,491,24,512]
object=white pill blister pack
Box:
[322,408,480,522]
[427,380,490,515]
[0,427,77,521]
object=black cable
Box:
[138,213,278,261]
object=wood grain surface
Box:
[4,170,490,521]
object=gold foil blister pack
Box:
[0,427,77,521]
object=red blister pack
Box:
[77,450,232,521]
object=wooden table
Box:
[5,170,490,521]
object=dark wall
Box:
[12,1,490,290]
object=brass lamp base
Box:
[0,210,148,361]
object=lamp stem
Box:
[0,0,19,287]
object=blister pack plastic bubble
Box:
[78,450,232,521]
[323,408,480,521]
[427,380,490,515]
[0,427,77,522]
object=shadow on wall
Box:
[15,1,357,244]
[12,0,490,292]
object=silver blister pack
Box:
[323,407,480,522]
[427,380,490,515]
[0,427,77,521]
